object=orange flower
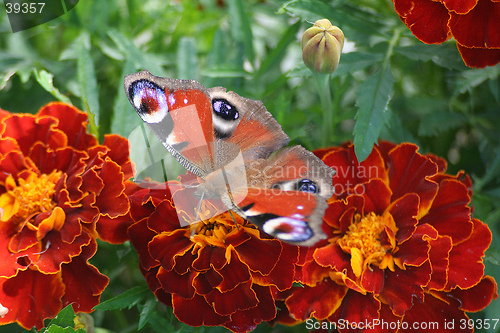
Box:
[392,0,500,68]
[127,176,299,333]
[280,142,497,331]
[0,103,134,330]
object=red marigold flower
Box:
[0,102,134,330]
[281,142,497,331]
[392,0,500,68]
[127,178,299,333]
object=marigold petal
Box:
[1,114,66,154]
[420,179,473,244]
[358,179,392,215]
[149,230,193,272]
[442,0,479,14]
[128,220,159,271]
[380,260,431,316]
[60,240,109,312]
[448,276,498,312]
[172,293,230,327]
[402,291,469,331]
[360,265,385,293]
[446,218,491,290]
[427,235,453,290]
[0,222,28,278]
[251,242,298,291]
[228,233,281,276]
[223,285,276,332]
[36,207,65,240]
[94,159,129,218]
[387,193,419,243]
[193,269,224,295]
[38,102,97,150]
[285,279,348,320]
[327,291,384,330]
[388,144,439,217]
[157,267,196,299]
[457,43,500,67]
[215,249,251,292]
[0,269,64,330]
[34,230,92,274]
[205,280,258,316]
[323,143,388,197]
[393,0,452,44]
[449,0,500,48]
[395,224,436,268]
[102,134,135,179]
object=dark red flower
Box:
[280,142,497,331]
[0,102,134,329]
[392,0,500,67]
[127,178,300,333]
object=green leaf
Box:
[111,56,142,137]
[45,305,76,329]
[44,326,85,333]
[138,297,157,330]
[147,311,178,333]
[254,21,301,80]
[227,0,254,64]
[177,37,198,80]
[332,52,385,77]
[395,43,466,70]
[93,286,151,311]
[418,111,467,136]
[353,65,394,161]
[77,34,100,126]
[33,69,72,105]
[454,66,500,96]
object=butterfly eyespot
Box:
[296,179,318,194]
[129,80,168,123]
[212,99,239,121]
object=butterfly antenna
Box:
[228,209,239,230]
[191,192,205,238]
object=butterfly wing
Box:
[125,71,215,176]
[230,146,334,246]
[125,71,291,176]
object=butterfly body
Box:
[125,70,334,246]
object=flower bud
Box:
[301,19,345,74]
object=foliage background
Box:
[0,0,499,332]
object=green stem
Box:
[313,72,333,147]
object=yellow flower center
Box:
[338,212,400,277]
[0,170,63,228]
[187,204,247,249]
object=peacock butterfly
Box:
[124,70,334,246]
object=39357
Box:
[5,2,45,14]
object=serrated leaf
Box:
[77,35,100,126]
[227,0,254,64]
[44,326,86,333]
[138,297,157,330]
[454,66,500,96]
[33,69,72,105]
[418,111,467,136]
[93,286,151,311]
[395,43,465,70]
[354,65,394,161]
[46,305,76,328]
[177,37,198,80]
[332,52,384,77]
[147,311,178,333]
